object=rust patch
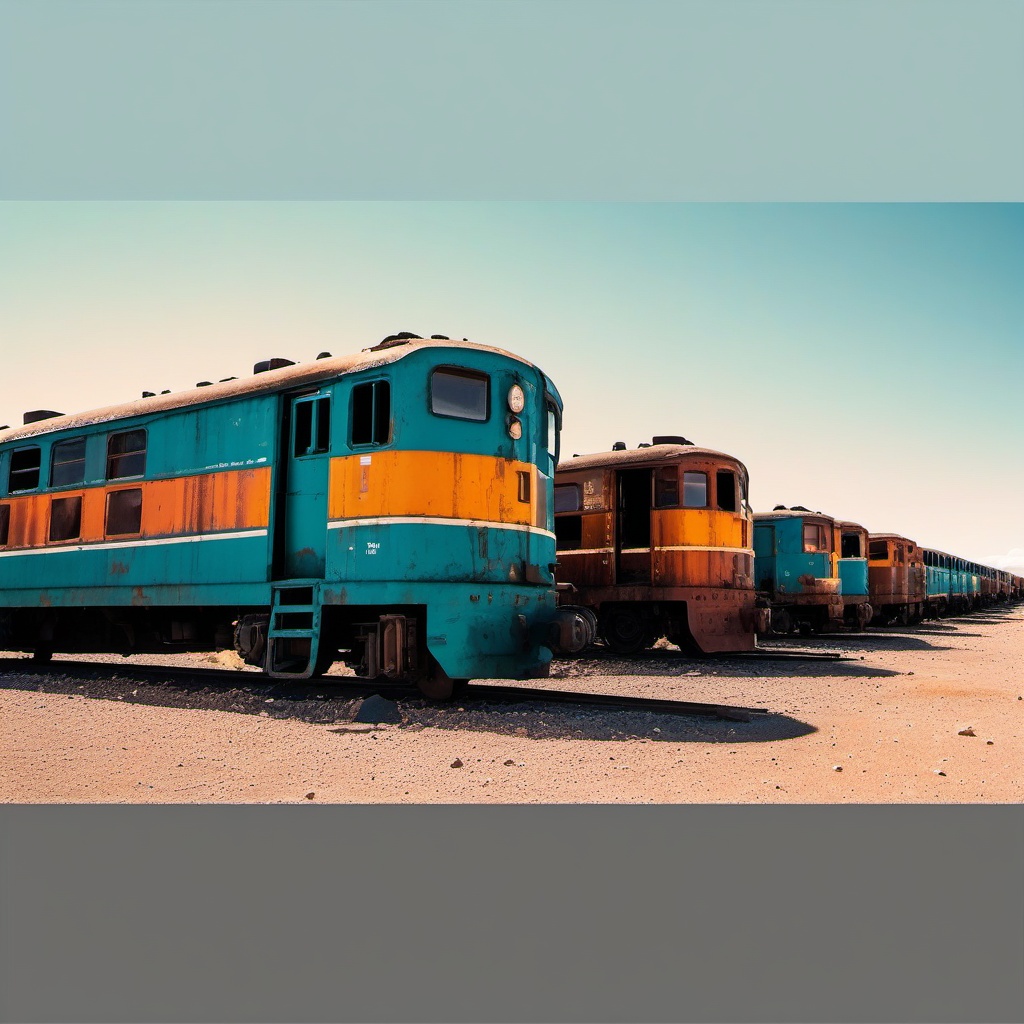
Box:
[109,561,130,575]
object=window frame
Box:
[292,393,332,458]
[48,494,83,543]
[802,522,829,554]
[0,503,9,546]
[50,436,88,488]
[428,366,490,423]
[106,428,147,481]
[8,445,42,493]
[350,378,392,448]
[681,470,708,509]
[105,487,144,538]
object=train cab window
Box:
[555,514,583,550]
[554,484,581,513]
[869,540,889,561]
[351,380,391,446]
[51,437,87,487]
[0,504,9,546]
[716,471,737,512]
[49,495,82,542]
[107,429,147,480]
[546,406,558,460]
[682,471,707,508]
[293,395,331,456]
[841,533,862,558]
[106,488,143,536]
[430,368,488,421]
[653,466,679,508]
[803,523,829,553]
[8,446,41,492]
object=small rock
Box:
[957,727,976,736]
[833,765,843,772]
[450,758,464,768]
[934,770,946,776]
[265,698,275,703]
[503,758,515,766]
[305,792,315,800]
[353,694,403,725]
[986,740,994,745]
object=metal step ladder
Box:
[265,580,323,679]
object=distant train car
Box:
[753,507,844,634]
[835,520,873,629]
[0,335,591,697]
[553,438,765,654]
[920,547,957,617]
[867,533,927,625]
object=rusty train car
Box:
[752,508,844,634]
[867,533,927,625]
[552,438,765,654]
[835,520,873,630]
[0,335,591,697]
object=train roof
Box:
[837,520,868,532]
[0,338,548,444]
[557,443,748,474]
[754,508,837,524]
[868,532,917,544]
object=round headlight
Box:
[508,417,523,440]
[507,384,525,414]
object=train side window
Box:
[107,429,147,479]
[106,488,143,536]
[803,524,828,553]
[841,533,861,558]
[293,395,331,456]
[51,437,87,487]
[49,495,82,542]
[682,471,707,508]
[8,446,41,492]
[430,367,489,421]
[351,381,391,446]
[0,504,9,546]
[654,467,679,508]
[869,540,889,560]
[716,470,737,512]
[555,514,583,550]
[517,471,531,503]
[554,484,581,513]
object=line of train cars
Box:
[554,443,1022,651]
[0,335,1020,695]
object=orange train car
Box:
[553,438,767,654]
[867,533,927,625]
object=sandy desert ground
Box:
[1,605,1021,804]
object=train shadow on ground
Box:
[756,633,956,652]
[562,650,904,678]
[0,658,816,744]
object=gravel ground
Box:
[1,606,1021,803]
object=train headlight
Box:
[507,384,525,414]
[508,417,523,440]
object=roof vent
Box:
[612,441,627,451]
[219,377,237,383]
[652,435,693,446]
[142,391,155,398]
[23,410,63,425]
[638,442,651,448]
[773,504,787,511]
[430,334,449,340]
[253,357,295,374]
[160,390,171,395]
[790,505,812,512]
[370,332,423,351]
[196,381,213,387]
[316,351,332,360]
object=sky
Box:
[1,201,1021,570]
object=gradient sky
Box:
[1,202,1020,568]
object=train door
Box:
[274,391,332,580]
[616,468,652,584]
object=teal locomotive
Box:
[0,335,590,697]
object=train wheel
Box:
[416,656,468,701]
[600,608,650,655]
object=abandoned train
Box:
[0,336,591,697]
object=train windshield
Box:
[802,523,829,553]
[869,540,889,560]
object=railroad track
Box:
[0,656,769,722]
[578,645,846,663]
